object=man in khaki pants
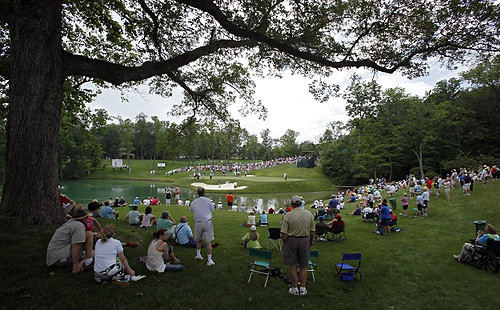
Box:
[281,195,315,296]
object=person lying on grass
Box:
[146,229,182,273]
[241,225,262,249]
[94,224,135,285]
[453,224,499,262]
[46,208,94,273]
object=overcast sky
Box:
[87,61,460,143]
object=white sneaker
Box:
[288,287,299,296]
[299,287,307,296]
[194,255,204,260]
[207,260,215,266]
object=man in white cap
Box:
[281,195,315,296]
[190,187,216,266]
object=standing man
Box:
[281,195,315,296]
[226,192,234,210]
[329,195,339,215]
[165,188,172,205]
[190,187,216,266]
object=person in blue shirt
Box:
[133,197,141,205]
[454,224,499,262]
[100,200,119,219]
[378,200,391,235]
[259,211,268,226]
[174,216,197,247]
[329,195,339,210]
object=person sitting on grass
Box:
[58,187,76,216]
[157,211,176,239]
[454,224,499,262]
[119,197,127,207]
[389,210,398,228]
[362,204,374,221]
[133,197,140,205]
[346,203,361,215]
[146,229,182,273]
[94,224,136,285]
[87,200,102,218]
[259,211,268,226]
[327,214,345,234]
[241,225,262,249]
[268,207,275,214]
[247,211,256,226]
[46,208,94,273]
[101,200,119,219]
[125,205,142,226]
[314,205,326,220]
[141,206,156,228]
[151,197,159,206]
[174,216,197,247]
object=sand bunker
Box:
[191,182,248,190]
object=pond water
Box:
[60,179,294,212]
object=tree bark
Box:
[1,0,65,225]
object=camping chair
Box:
[307,250,319,281]
[335,253,362,281]
[267,227,282,251]
[248,249,272,287]
[469,239,500,273]
[329,225,346,241]
[315,225,329,241]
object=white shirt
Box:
[422,191,430,201]
[190,196,214,222]
[94,238,123,272]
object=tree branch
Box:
[175,0,457,73]
[62,39,254,85]
[137,0,162,58]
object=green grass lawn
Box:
[88,159,335,195]
[1,181,499,309]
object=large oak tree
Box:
[2,0,499,225]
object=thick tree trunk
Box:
[1,0,64,225]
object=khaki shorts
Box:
[194,220,215,243]
[283,237,310,268]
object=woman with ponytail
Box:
[94,224,136,284]
[146,229,182,273]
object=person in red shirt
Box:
[425,178,432,191]
[226,193,234,209]
[151,197,159,206]
[58,187,76,215]
[328,214,345,234]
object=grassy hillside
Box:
[1,181,499,309]
[87,159,335,195]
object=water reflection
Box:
[60,179,291,212]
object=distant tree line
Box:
[0,104,319,179]
[320,56,500,185]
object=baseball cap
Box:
[250,225,256,231]
[291,195,301,204]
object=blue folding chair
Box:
[335,253,362,281]
[248,248,272,287]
